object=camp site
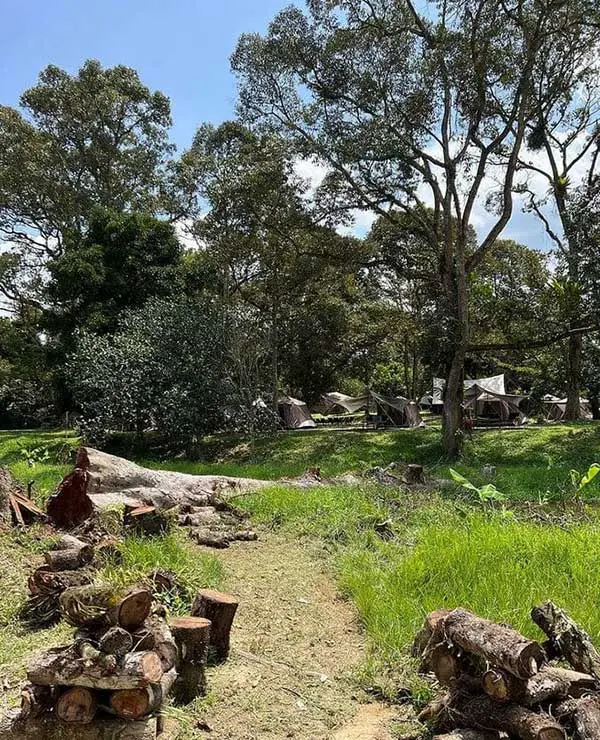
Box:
[3,1,600,738]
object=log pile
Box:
[3,587,180,739]
[415,603,600,740]
[21,535,95,628]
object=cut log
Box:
[52,535,94,563]
[448,693,566,740]
[19,684,54,720]
[60,586,152,630]
[404,464,425,484]
[191,589,239,662]
[428,643,463,686]
[188,528,232,548]
[131,615,177,671]
[75,640,118,672]
[108,668,176,720]
[47,446,269,528]
[0,712,158,739]
[443,608,544,679]
[531,601,600,680]
[98,627,134,657]
[124,505,171,536]
[44,548,88,571]
[55,686,98,724]
[483,666,596,705]
[180,510,222,527]
[27,645,163,689]
[169,616,211,704]
[573,696,600,740]
[412,610,452,658]
[28,567,93,596]
[433,731,502,740]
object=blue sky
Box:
[0,0,554,249]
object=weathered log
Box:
[483,666,597,706]
[433,731,502,740]
[188,527,232,548]
[98,626,134,657]
[44,548,88,571]
[0,711,158,739]
[19,684,54,719]
[179,508,222,527]
[28,566,93,596]
[55,686,98,724]
[412,610,452,658]
[191,589,239,662]
[428,643,463,686]
[404,464,425,484]
[124,505,171,536]
[108,668,176,720]
[531,602,600,681]
[573,696,600,740]
[52,535,94,563]
[449,693,566,740]
[60,586,152,630]
[27,645,163,689]
[444,608,544,679]
[47,447,269,528]
[74,639,118,672]
[131,615,177,671]
[169,616,211,704]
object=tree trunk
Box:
[124,506,171,536]
[443,608,544,679]
[0,712,157,739]
[55,687,98,724]
[60,586,152,631]
[169,616,211,704]
[482,666,596,705]
[442,347,466,459]
[191,589,239,662]
[131,615,177,671]
[27,646,163,690]
[531,601,600,680]
[573,696,600,740]
[565,332,583,420]
[108,668,176,720]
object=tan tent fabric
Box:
[434,374,528,424]
[322,391,424,427]
[278,396,317,429]
[543,397,592,421]
[321,392,369,414]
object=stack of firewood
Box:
[415,602,600,740]
[178,502,257,549]
[3,586,182,739]
[21,535,96,627]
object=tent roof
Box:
[322,392,369,413]
[279,396,308,407]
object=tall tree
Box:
[0,60,173,304]
[232,0,590,456]
[515,11,600,418]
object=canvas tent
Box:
[542,395,592,421]
[321,391,424,427]
[278,396,317,429]
[433,374,528,424]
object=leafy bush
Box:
[68,297,269,447]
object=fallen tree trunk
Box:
[27,646,163,690]
[0,711,157,739]
[483,666,596,706]
[47,447,270,528]
[170,616,210,704]
[191,589,239,662]
[55,686,98,724]
[108,668,176,720]
[60,586,152,631]
[444,608,544,679]
[531,602,600,681]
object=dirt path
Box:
[170,533,397,739]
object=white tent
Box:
[542,396,592,421]
[321,391,424,427]
[433,374,528,424]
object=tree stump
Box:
[169,616,211,704]
[404,464,425,484]
[573,696,600,740]
[191,589,239,662]
[124,506,171,536]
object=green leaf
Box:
[449,468,478,492]
[581,464,600,488]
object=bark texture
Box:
[573,696,600,740]
[108,668,176,720]
[191,589,239,662]
[483,666,596,706]
[170,616,211,704]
